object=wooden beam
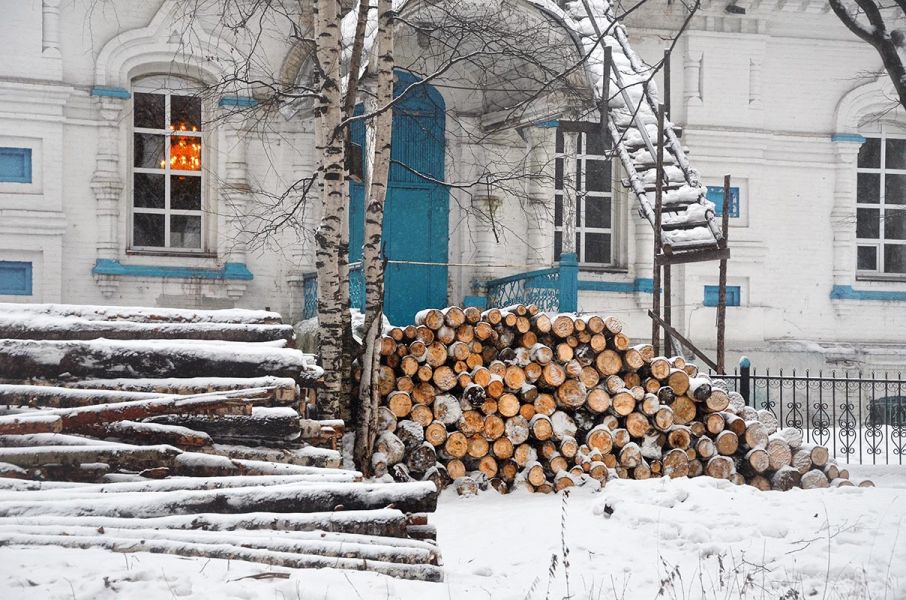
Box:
[648,311,719,372]
[655,247,730,266]
[651,104,665,352]
[717,175,732,373]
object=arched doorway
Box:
[349,71,449,325]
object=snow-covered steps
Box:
[535,0,727,260]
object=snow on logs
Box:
[372,304,870,493]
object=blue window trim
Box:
[706,185,740,218]
[0,147,32,183]
[92,259,253,281]
[90,86,131,99]
[218,96,257,108]
[831,133,866,144]
[0,261,33,295]
[831,284,906,302]
[704,285,741,307]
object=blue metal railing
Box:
[301,262,365,320]
[484,253,579,313]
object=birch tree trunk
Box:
[314,0,347,419]
[354,0,395,474]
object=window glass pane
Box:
[858,137,881,168]
[134,133,165,169]
[885,209,906,240]
[133,213,165,247]
[885,174,906,204]
[585,159,611,192]
[585,197,612,228]
[857,245,878,270]
[585,130,607,155]
[584,232,611,264]
[554,194,562,226]
[575,195,581,226]
[884,244,906,273]
[134,93,165,129]
[134,173,165,209]
[555,158,563,188]
[857,173,880,204]
[555,128,563,154]
[857,208,880,239]
[171,95,202,132]
[170,136,202,171]
[575,159,582,190]
[554,230,562,261]
[885,138,906,170]
[171,175,201,210]
[171,215,202,248]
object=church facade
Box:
[0,0,904,371]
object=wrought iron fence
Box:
[710,364,905,465]
[301,263,365,320]
[485,267,560,312]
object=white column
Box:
[524,126,553,266]
[220,113,252,301]
[42,0,61,58]
[561,131,579,257]
[91,96,126,298]
[831,139,863,289]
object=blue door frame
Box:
[349,70,449,325]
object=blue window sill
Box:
[92,259,253,281]
[831,284,906,302]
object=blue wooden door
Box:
[349,71,448,325]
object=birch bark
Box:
[313,0,347,419]
[354,0,394,473]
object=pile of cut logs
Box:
[0,302,442,581]
[371,304,872,494]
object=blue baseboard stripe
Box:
[93,259,253,281]
[578,278,654,294]
[218,96,257,108]
[831,284,906,301]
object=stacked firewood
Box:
[0,302,442,581]
[372,304,872,494]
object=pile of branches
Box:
[371,304,873,494]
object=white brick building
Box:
[0,0,904,371]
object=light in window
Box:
[171,95,202,131]
[170,136,201,171]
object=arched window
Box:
[856,123,906,275]
[130,76,206,251]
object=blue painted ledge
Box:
[831,133,866,144]
[218,96,257,108]
[93,259,253,281]
[578,277,654,294]
[91,86,131,99]
[831,284,906,302]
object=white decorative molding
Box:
[41,0,61,59]
[684,51,703,109]
[91,96,127,298]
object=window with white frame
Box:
[857,132,906,275]
[554,125,613,265]
[131,81,204,250]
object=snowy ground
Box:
[1,465,904,600]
